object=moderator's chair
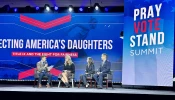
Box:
[78,70,95,88]
[58,73,75,88]
[33,68,53,87]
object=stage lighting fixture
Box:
[14,8,17,12]
[94,3,100,11]
[69,7,72,12]
[2,5,10,12]
[36,6,39,10]
[44,4,50,12]
[54,6,58,10]
[120,31,124,39]
[46,6,50,11]
[79,7,83,12]
[105,7,108,12]
[25,6,32,12]
[68,5,73,12]
[95,6,99,10]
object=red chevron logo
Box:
[18,68,62,80]
[20,14,71,30]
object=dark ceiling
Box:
[0,0,124,7]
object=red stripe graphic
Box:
[18,68,62,80]
[50,68,62,76]
[46,15,71,29]
[18,68,35,80]
[20,15,45,29]
[20,14,71,30]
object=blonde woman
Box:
[60,54,75,88]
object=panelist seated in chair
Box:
[93,53,111,89]
[37,55,52,88]
[59,54,75,88]
[81,57,95,88]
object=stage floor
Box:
[0,85,175,95]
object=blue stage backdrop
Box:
[123,0,174,86]
[0,13,123,82]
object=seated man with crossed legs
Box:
[37,55,52,88]
[93,53,111,89]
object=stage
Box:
[0,85,175,95]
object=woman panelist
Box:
[60,55,75,88]
[81,57,95,88]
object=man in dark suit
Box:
[37,55,52,88]
[93,53,111,89]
